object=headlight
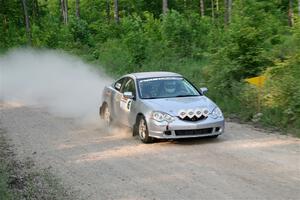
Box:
[151,111,174,122]
[211,107,223,119]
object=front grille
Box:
[178,115,207,122]
[175,128,213,136]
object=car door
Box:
[111,77,128,119]
[119,78,137,126]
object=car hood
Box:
[143,96,217,116]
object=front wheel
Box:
[136,116,153,143]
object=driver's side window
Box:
[114,78,126,91]
[121,78,136,98]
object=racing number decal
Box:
[120,97,132,112]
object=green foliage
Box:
[0,0,25,48]
[257,21,300,130]
[264,54,300,129]
[161,10,193,57]
[188,14,212,59]
[69,17,91,45]
[120,15,147,66]
[98,39,133,76]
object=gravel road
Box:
[1,102,300,200]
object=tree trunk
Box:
[163,0,168,15]
[224,0,232,26]
[65,0,68,23]
[228,0,232,23]
[224,0,228,25]
[33,0,39,18]
[75,0,80,19]
[216,0,219,11]
[21,0,31,45]
[61,0,64,24]
[211,0,215,19]
[106,0,110,22]
[288,0,294,27]
[200,0,205,17]
[59,0,63,22]
[3,15,7,33]
[298,0,300,16]
[60,0,68,25]
[114,0,119,23]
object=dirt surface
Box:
[1,102,300,200]
[0,127,75,200]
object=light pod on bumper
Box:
[187,109,194,118]
[178,109,187,119]
[195,108,203,118]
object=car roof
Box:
[130,71,182,79]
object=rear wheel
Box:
[136,116,153,143]
[100,104,112,128]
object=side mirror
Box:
[124,91,134,99]
[199,87,208,95]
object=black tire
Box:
[99,105,103,118]
[136,116,153,143]
[133,123,138,136]
[100,103,112,128]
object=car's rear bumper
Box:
[147,116,224,139]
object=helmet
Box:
[164,80,176,94]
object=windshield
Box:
[138,77,200,99]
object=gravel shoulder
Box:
[1,102,300,200]
[0,127,76,200]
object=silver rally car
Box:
[100,72,224,143]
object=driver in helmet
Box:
[163,80,177,95]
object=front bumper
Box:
[147,116,224,139]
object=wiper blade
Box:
[144,97,160,99]
[175,95,199,97]
[143,95,198,99]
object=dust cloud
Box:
[0,49,113,124]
